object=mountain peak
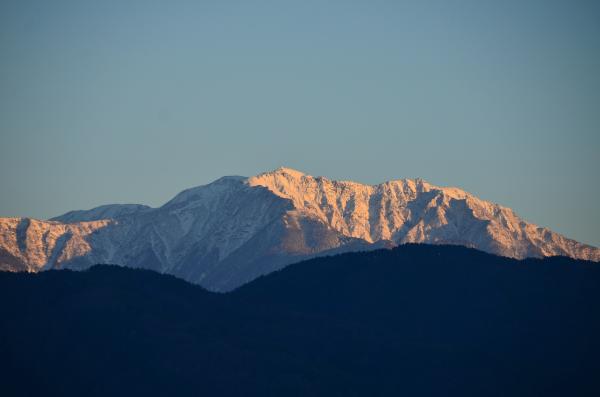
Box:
[213,175,247,183]
[266,167,307,178]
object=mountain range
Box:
[1,167,598,290]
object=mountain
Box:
[1,245,599,397]
[0,167,598,290]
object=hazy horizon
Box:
[1,0,599,246]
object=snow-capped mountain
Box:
[1,167,598,290]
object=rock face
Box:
[1,167,598,290]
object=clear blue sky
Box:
[1,0,599,246]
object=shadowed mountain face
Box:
[0,168,598,291]
[1,245,599,397]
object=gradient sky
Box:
[1,0,599,246]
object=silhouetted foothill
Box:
[1,244,599,396]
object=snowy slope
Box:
[51,204,151,223]
[1,167,598,290]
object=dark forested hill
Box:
[1,244,599,396]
